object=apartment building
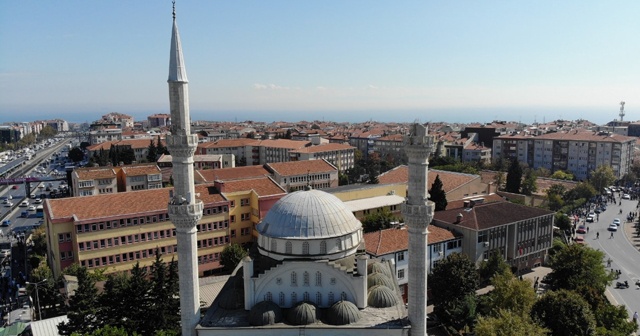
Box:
[118,164,163,192]
[195,166,271,184]
[71,167,118,196]
[463,142,491,164]
[259,139,310,164]
[265,159,339,192]
[363,226,462,302]
[432,198,555,270]
[147,113,171,128]
[289,143,355,173]
[493,131,636,180]
[157,154,235,170]
[87,138,163,163]
[88,127,123,145]
[198,139,260,165]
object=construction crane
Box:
[619,101,626,121]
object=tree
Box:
[505,159,523,193]
[480,269,536,318]
[546,243,612,292]
[148,253,180,334]
[550,170,574,180]
[493,171,505,191]
[122,263,152,335]
[68,147,84,163]
[589,165,616,194]
[595,302,638,335]
[531,289,596,336]
[58,267,101,335]
[221,243,248,273]
[71,325,138,336]
[429,174,448,211]
[478,252,510,285]
[146,139,158,163]
[156,135,168,155]
[284,129,292,139]
[39,125,58,138]
[429,253,479,329]
[338,173,349,186]
[98,273,130,329]
[554,212,571,231]
[565,182,596,202]
[476,309,548,336]
[361,210,396,233]
[520,169,537,196]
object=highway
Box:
[585,195,640,316]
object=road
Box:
[585,195,640,316]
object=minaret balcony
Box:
[169,200,204,230]
[166,134,198,157]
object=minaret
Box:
[166,3,203,336]
[402,123,435,336]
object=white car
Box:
[19,201,29,207]
[4,202,12,207]
[613,218,621,226]
[34,198,42,204]
[622,194,631,200]
[608,224,618,232]
[28,205,36,211]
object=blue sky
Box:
[1,1,639,124]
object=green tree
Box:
[98,273,130,329]
[221,243,248,273]
[58,267,101,335]
[72,325,139,336]
[505,159,523,193]
[123,263,152,335]
[429,253,479,329]
[146,138,158,163]
[120,146,136,164]
[68,147,85,163]
[531,289,596,336]
[360,210,395,233]
[429,174,448,211]
[148,253,180,334]
[480,269,536,318]
[284,129,292,139]
[478,252,510,285]
[338,173,349,186]
[546,243,611,292]
[156,135,168,155]
[476,309,548,336]
[554,212,571,231]
[589,165,616,194]
[565,182,596,201]
[550,170,574,180]
[595,303,638,335]
[520,169,538,196]
[39,125,58,138]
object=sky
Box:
[1,1,640,125]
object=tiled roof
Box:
[266,160,337,176]
[433,201,554,231]
[363,226,458,256]
[446,194,505,210]
[195,166,270,183]
[73,167,116,180]
[259,139,310,149]
[290,143,355,153]
[198,138,261,149]
[86,138,162,151]
[377,166,479,194]
[535,131,635,143]
[219,177,286,197]
[47,184,226,222]
[121,164,161,176]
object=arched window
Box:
[316,292,322,306]
[265,292,273,302]
[336,238,342,249]
[303,292,310,302]
[328,292,335,305]
[291,272,297,286]
[271,239,277,252]
[279,292,285,306]
[315,271,322,286]
[303,271,310,286]
[285,241,292,254]
[341,292,348,301]
[319,240,327,254]
[302,241,309,255]
[291,292,297,304]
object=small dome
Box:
[287,301,318,325]
[367,272,396,290]
[326,300,362,325]
[367,285,398,308]
[258,189,362,239]
[368,261,393,279]
[249,301,283,326]
[217,288,243,310]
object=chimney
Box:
[456,213,463,223]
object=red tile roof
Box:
[433,201,554,231]
[259,139,310,149]
[266,160,337,176]
[198,138,261,149]
[364,226,458,256]
[218,177,286,197]
[290,143,355,153]
[73,167,117,180]
[195,166,271,183]
[121,164,161,176]
[378,166,479,193]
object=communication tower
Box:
[619,101,626,121]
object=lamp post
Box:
[25,279,47,321]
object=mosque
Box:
[166,4,433,336]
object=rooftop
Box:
[195,166,270,183]
[266,159,337,177]
[433,200,554,231]
[378,166,479,193]
[364,226,458,256]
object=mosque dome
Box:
[368,261,394,279]
[258,189,361,239]
[326,300,362,325]
[367,285,398,308]
[367,272,396,290]
[249,301,283,326]
[287,301,318,325]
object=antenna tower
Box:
[619,101,626,121]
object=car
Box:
[28,205,36,211]
[608,224,618,232]
[1,199,7,204]
[34,198,42,204]
[613,218,621,226]
[586,216,595,223]
[576,225,587,234]
[7,195,12,200]
[19,201,28,207]
[575,236,585,244]
[595,208,601,214]
[11,185,18,190]
[4,202,12,207]
[623,194,631,200]
[1,220,9,227]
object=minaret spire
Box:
[166,2,203,336]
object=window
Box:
[316,292,322,306]
[265,292,273,302]
[279,292,285,306]
[230,215,236,223]
[241,227,250,236]
[396,251,405,261]
[303,271,310,286]
[315,272,322,286]
[302,242,309,255]
[328,292,334,305]
[303,292,310,301]
[291,272,297,286]
[230,229,236,238]
[291,292,297,304]
[319,240,326,254]
[398,269,405,279]
[230,200,235,208]
[240,198,250,206]
[285,241,292,254]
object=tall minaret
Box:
[402,123,435,336]
[166,3,203,336]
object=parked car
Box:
[608,224,618,232]
[586,215,595,223]
[576,225,587,234]
[623,194,631,200]
[613,218,621,226]
[1,220,9,227]
[11,185,18,190]
[575,236,585,244]
[3,202,12,207]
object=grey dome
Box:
[368,261,393,279]
[287,301,318,325]
[367,272,396,290]
[326,300,362,325]
[249,301,283,326]
[258,189,362,239]
[367,285,398,308]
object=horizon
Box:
[2,1,639,125]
